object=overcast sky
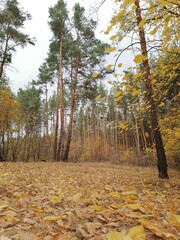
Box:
[7,0,117,92]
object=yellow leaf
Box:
[132,5,137,10]
[139,18,146,28]
[114,73,119,77]
[150,28,157,35]
[127,204,141,210]
[2,210,17,217]
[107,231,124,240]
[133,72,142,80]
[159,102,165,107]
[106,64,113,70]
[140,219,178,240]
[119,122,127,130]
[118,35,124,41]
[110,191,120,198]
[152,79,156,84]
[43,216,61,221]
[114,91,121,97]
[92,72,98,78]
[161,0,168,7]
[107,26,112,32]
[95,95,101,101]
[128,225,146,240]
[134,54,147,64]
[104,31,109,35]
[105,47,116,53]
[118,63,123,68]
[132,89,140,96]
[90,204,101,211]
[119,10,126,15]
[108,80,113,84]
[51,195,64,204]
[110,204,120,209]
[122,190,137,196]
[116,96,123,102]
[110,35,117,41]
[0,204,9,210]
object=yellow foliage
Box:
[134,54,147,64]
[0,89,20,133]
[92,72,98,78]
[104,47,116,53]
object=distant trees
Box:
[42,0,109,162]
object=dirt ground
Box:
[0,162,179,240]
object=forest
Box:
[0,0,180,239]
[0,0,179,176]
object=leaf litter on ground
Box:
[0,162,179,240]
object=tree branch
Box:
[114,42,140,70]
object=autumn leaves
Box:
[0,163,179,239]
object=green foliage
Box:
[17,86,41,132]
[0,0,35,78]
[48,0,68,35]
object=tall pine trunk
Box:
[53,78,60,161]
[135,0,168,178]
[57,33,65,161]
[45,82,49,136]
[63,58,79,161]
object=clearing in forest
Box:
[0,163,179,240]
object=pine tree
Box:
[0,0,35,79]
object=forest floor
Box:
[0,162,179,240]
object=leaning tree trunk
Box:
[0,37,9,79]
[135,0,168,178]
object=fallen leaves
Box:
[43,216,62,221]
[107,225,146,240]
[0,163,179,240]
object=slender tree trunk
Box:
[135,0,168,178]
[135,117,141,156]
[45,82,49,136]
[63,87,76,161]
[102,98,107,148]
[63,58,79,161]
[141,120,147,149]
[53,80,60,161]
[57,33,65,161]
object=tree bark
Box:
[45,82,49,136]
[57,32,65,161]
[135,0,168,178]
[63,58,79,161]
[0,36,9,79]
[53,79,60,161]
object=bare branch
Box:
[114,42,140,70]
